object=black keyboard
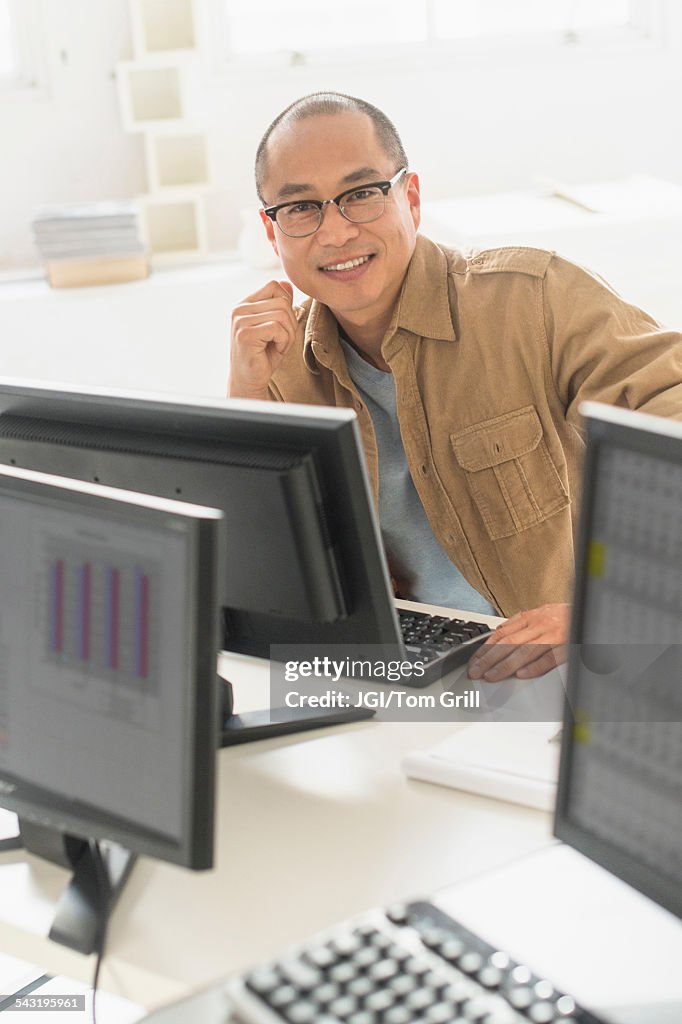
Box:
[398,610,492,670]
[228,900,605,1024]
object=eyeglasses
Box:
[263,168,408,238]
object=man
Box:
[229,91,682,682]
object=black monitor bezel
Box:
[0,466,219,871]
[554,405,682,920]
[0,380,402,659]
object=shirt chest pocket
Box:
[450,406,570,540]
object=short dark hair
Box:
[254,91,409,204]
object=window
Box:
[0,0,47,92]
[220,0,655,60]
[0,0,17,76]
[433,0,636,41]
[225,1,427,56]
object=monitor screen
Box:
[0,464,221,872]
[0,380,402,660]
[555,403,682,920]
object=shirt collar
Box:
[394,233,457,342]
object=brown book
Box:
[47,253,149,288]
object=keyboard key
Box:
[369,958,401,982]
[507,986,534,1010]
[481,1004,524,1024]
[418,925,452,948]
[279,960,322,990]
[406,987,438,1012]
[386,942,412,963]
[385,903,410,926]
[370,933,393,954]
[269,984,298,1008]
[332,933,363,957]
[348,976,375,999]
[403,955,432,978]
[468,621,493,636]
[429,642,460,654]
[389,974,419,998]
[438,937,466,961]
[458,951,486,974]
[534,981,555,1001]
[312,982,340,1005]
[511,966,533,985]
[425,1003,460,1023]
[329,995,358,1017]
[347,1013,375,1024]
[384,1007,413,1024]
[444,977,480,1005]
[304,945,336,970]
[365,988,396,1012]
[329,961,358,984]
[284,1001,317,1024]
[529,1003,557,1023]
[354,945,382,969]
[246,967,281,995]
[463,993,504,1021]
[477,965,504,989]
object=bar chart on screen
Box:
[30,533,163,729]
[44,538,158,684]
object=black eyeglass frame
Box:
[263,167,409,237]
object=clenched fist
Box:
[228,280,298,400]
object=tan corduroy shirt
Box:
[268,234,682,615]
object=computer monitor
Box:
[0,379,399,643]
[0,379,403,739]
[0,463,221,952]
[555,402,682,920]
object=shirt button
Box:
[471,257,484,265]
[420,464,428,475]
[355,401,363,411]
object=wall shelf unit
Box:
[117,63,185,131]
[130,0,197,57]
[145,131,210,191]
[118,0,210,265]
[141,194,206,259]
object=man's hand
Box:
[228,280,297,399]
[467,603,570,682]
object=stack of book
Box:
[32,201,149,288]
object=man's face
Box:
[259,112,420,327]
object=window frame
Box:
[210,0,663,72]
[0,0,49,96]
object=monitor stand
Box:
[0,820,136,955]
[218,679,375,747]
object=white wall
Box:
[1,0,682,271]
[0,1,146,270]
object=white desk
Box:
[0,603,564,1014]
[138,839,682,1024]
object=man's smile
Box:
[319,253,376,278]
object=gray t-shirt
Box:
[340,336,496,616]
